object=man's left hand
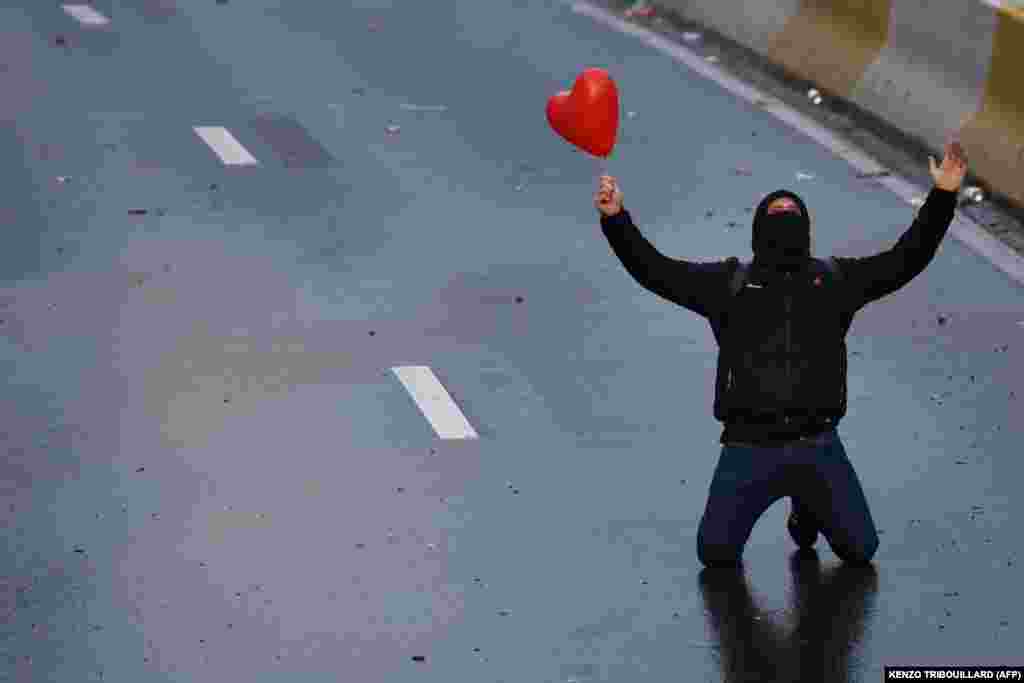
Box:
[929,139,968,192]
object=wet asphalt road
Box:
[1,1,1023,681]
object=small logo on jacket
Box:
[813,276,822,287]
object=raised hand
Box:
[595,175,624,217]
[929,139,968,192]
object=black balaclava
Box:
[751,189,812,272]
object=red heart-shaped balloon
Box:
[546,68,619,158]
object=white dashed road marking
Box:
[392,366,479,440]
[193,126,260,166]
[62,4,111,26]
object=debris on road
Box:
[681,32,702,42]
[731,167,752,176]
[128,208,148,215]
[385,125,400,135]
[856,170,891,179]
[796,172,816,181]
[961,186,984,203]
[705,55,719,63]
[400,103,448,112]
[624,2,655,18]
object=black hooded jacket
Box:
[599,186,959,445]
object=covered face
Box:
[751,190,811,271]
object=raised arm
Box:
[833,140,967,310]
[595,176,732,319]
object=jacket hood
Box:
[751,189,811,272]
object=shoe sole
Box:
[788,515,818,548]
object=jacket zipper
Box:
[783,272,793,422]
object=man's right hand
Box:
[595,174,624,217]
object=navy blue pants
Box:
[697,428,879,567]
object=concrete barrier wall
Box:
[959,5,1024,208]
[852,0,996,154]
[652,0,1024,208]
[645,0,802,55]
